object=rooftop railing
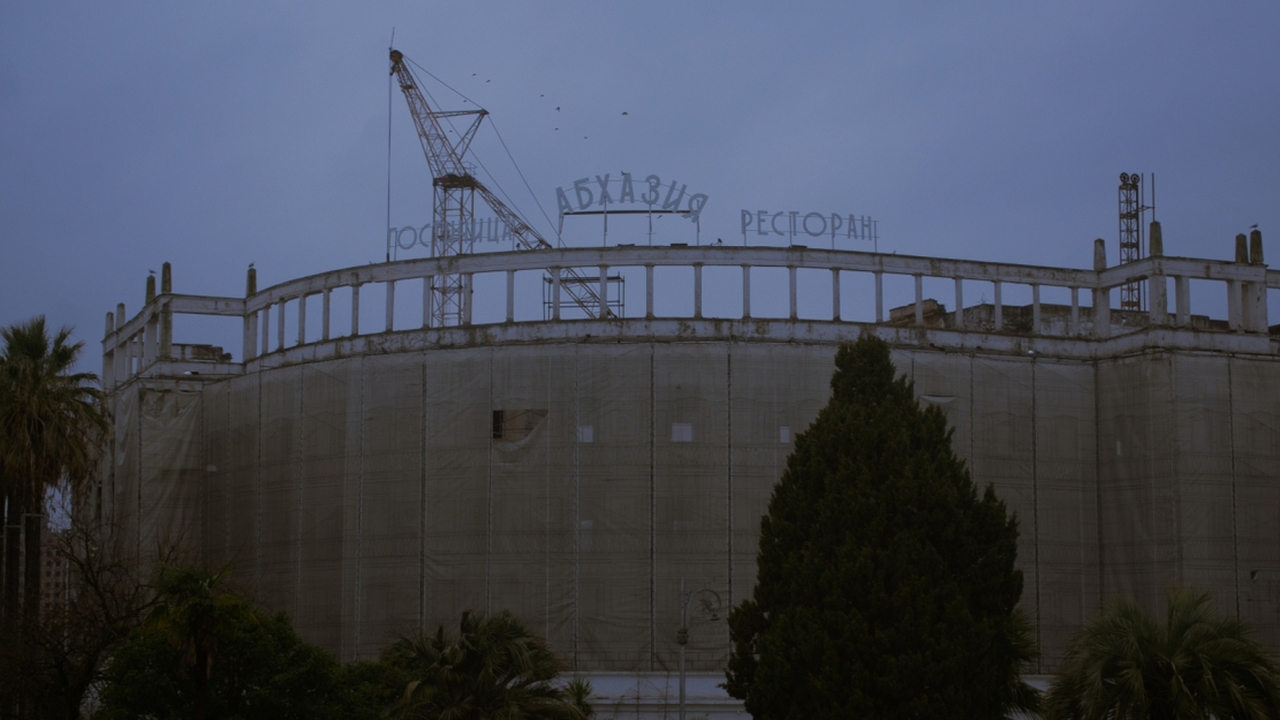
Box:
[102,230,1274,389]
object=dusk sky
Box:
[3,3,1278,364]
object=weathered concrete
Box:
[96,241,1280,717]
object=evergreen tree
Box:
[725,335,1038,720]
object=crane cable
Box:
[403,55,561,244]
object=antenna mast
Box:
[1117,172,1150,312]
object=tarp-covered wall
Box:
[106,341,1280,672]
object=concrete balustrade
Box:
[103,240,1277,388]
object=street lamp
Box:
[678,578,722,720]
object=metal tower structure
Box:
[390,49,611,325]
[1118,172,1145,311]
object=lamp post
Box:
[677,578,722,720]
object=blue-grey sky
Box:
[3,2,1278,364]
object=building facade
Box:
[98,233,1279,716]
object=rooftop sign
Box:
[556,172,708,222]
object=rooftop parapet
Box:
[102,230,1275,389]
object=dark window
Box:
[492,410,505,439]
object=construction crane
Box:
[389,49,611,325]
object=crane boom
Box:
[389,49,612,322]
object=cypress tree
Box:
[725,336,1039,720]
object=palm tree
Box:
[141,563,257,720]
[1045,589,1280,720]
[391,610,587,720]
[0,317,106,634]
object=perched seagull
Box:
[1250,224,1259,229]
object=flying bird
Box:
[622,111,628,115]
[556,106,560,111]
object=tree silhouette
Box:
[1045,589,1280,720]
[391,610,587,720]
[725,335,1038,720]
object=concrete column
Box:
[142,276,156,365]
[1070,288,1080,336]
[1149,277,1168,326]
[1093,287,1111,338]
[832,268,841,321]
[788,266,798,320]
[277,301,285,350]
[1236,233,1249,263]
[323,288,332,340]
[874,271,883,323]
[143,314,157,366]
[351,284,361,336]
[123,334,133,378]
[261,305,270,353]
[914,274,923,326]
[599,265,609,319]
[243,314,256,362]
[506,270,515,322]
[275,301,285,348]
[1227,280,1243,332]
[993,281,1003,331]
[1092,239,1109,338]
[385,280,396,332]
[694,264,703,319]
[1250,228,1265,265]
[1031,284,1041,335]
[1252,281,1269,333]
[114,305,127,382]
[243,267,257,361]
[298,294,308,345]
[742,265,751,319]
[645,265,654,319]
[953,277,964,330]
[462,274,473,326]
[103,312,116,389]
[247,311,259,361]
[552,268,562,321]
[1175,277,1190,327]
[422,277,432,329]
[159,262,172,358]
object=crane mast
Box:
[389,49,611,324]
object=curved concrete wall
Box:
[101,327,1280,673]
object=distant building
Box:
[39,527,67,621]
